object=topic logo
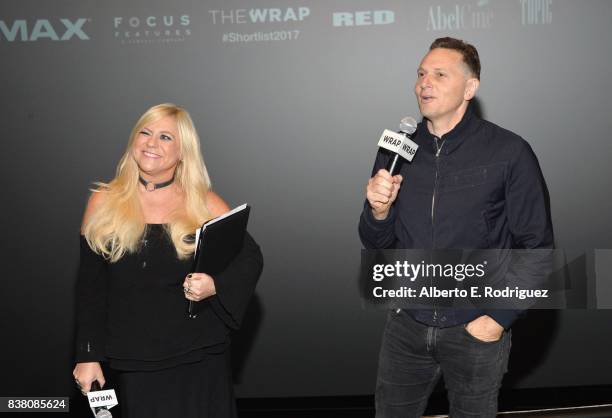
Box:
[332,10,395,27]
[520,0,552,25]
[113,15,191,44]
[0,18,90,42]
[427,1,494,31]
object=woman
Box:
[73,103,263,417]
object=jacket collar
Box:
[418,105,477,154]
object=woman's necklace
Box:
[139,174,175,192]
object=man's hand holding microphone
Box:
[366,169,403,220]
[366,116,417,220]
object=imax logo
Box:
[0,18,90,42]
[333,10,394,27]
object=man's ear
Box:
[464,78,480,100]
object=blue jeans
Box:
[376,309,511,418]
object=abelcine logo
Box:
[426,0,494,31]
[113,14,191,44]
[0,18,90,42]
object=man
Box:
[359,37,553,417]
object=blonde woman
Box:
[73,104,263,418]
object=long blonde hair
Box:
[83,103,212,261]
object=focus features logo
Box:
[427,0,494,31]
[113,15,191,44]
[0,18,90,42]
[332,10,395,27]
[207,7,310,25]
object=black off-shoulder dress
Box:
[74,224,263,418]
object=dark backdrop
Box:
[1,0,611,406]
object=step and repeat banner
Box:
[1,0,611,404]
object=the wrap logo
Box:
[208,7,310,24]
[520,0,552,25]
[113,15,191,44]
[427,1,494,31]
[0,18,90,42]
[332,10,395,27]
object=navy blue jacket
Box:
[359,108,553,328]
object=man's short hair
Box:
[430,37,481,80]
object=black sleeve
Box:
[504,139,554,249]
[209,231,263,330]
[485,139,554,329]
[358,149,397,249]
[74,236,108,363]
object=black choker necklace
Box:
[139,175,174,192]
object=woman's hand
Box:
[73,362,105,395]
[183,273,216,302]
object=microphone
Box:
[377,116,419,175]
[88,381,114,418]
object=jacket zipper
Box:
[431,136,445,324]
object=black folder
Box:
[188,203,250,317]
